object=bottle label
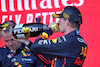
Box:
[13,23,47,38]
[13,27,39,34]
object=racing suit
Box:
[27,29,88,67]
[0,43,44,67]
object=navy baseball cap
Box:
[52,6,82,24]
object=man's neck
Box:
[64,28,78,35]
[10,43,21,53]
[11,50,16,53]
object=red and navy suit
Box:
[0,43,44,67]
[28,29,88,67]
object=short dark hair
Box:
[3,20,16,26]
[70,21,80,29]
[3,20,16,33]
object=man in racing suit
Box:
[0,21,44,67]
[16,6,88,67]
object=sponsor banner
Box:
[0,0,84,24]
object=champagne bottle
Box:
[12,23,48,39]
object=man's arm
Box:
[30,29,72,57]
[14,22,72,57]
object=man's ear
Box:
[65,19,70,26]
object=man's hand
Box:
[12,36,30,46]
[48,22,59,32]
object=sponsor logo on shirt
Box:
[77,38,86,44]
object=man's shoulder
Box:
[0,47,9,55]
